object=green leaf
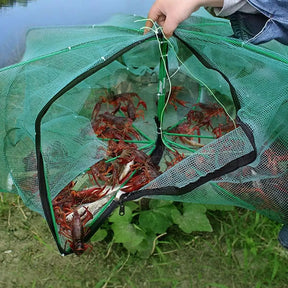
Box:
[109,205,134,224]
[204,204,234,211]
[149,199,174,209]
[139,201,179,234]
[139,209,172,234]
[90,228,107,242]
[172,203,213,233]
[128,232,156,258]
[125,201,140,212]
[111,221,145,247]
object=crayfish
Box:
[59,207,93,256]
[92,111,141,140]
[104,91,147,120]
[167,86,188,111]
[53,182,94,256]
[69,208,93,256]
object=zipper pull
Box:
[115,190,126,216]
[119,201,125,216]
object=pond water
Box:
[0,0,154,68]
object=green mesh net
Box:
[1,14,287,255]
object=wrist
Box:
[198,0,224,8]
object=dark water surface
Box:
[0,0,154,68]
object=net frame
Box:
[1,14,287,255]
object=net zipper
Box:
[35,34,156,254]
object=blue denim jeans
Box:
[278,225,288,249]
[228,0,288,45]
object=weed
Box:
[93,200,218,258]
[1,194,288,288]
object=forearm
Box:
[199,0,224,8]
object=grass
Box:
[1,192,288,288]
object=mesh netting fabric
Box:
[1,14,287,254]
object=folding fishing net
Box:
[1,14,287,255]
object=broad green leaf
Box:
[137,233,159,258]
[125,201,140,212]
[149,199,174,209]
[90,228,108,242]
[139,210,172,234]
[155,205,179,217]
[172,203,212,233]
[111,221,145,246]
[109,205,134,224]
[124,232,156,258]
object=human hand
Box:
[144,0,223,38]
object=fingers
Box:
[144,4,162,34]
[162,16,178,38]
[144,19,154,35]
[144,2,179,38]
[144,0,204,37]
[144,15,178,38]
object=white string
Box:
[166,41,236,126]
[137,18,236,131]
[137,20,174,149]
[136,19,173,121]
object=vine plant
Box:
[90,199,233,258]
